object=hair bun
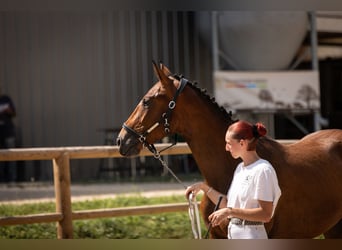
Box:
[253,122,267,138]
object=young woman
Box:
[185,120,281,239]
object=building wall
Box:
[0,11,213,181]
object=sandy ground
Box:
[0,181,194,204]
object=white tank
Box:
[196,12,309,70]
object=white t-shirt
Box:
[227,159,281,217]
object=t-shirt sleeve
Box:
[253,165,280,203]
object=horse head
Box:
[117,61,186,157]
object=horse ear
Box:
[152,60,161,80]
[152,61,173,86]
[160,63,172,77]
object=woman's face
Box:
[225,131,243,159]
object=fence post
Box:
[53,152,73,239]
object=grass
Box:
[0,194,326,239]
[0,194,207,239]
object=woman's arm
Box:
[208,200,274,227]
[185,182,227,209]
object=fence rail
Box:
[0,140,296,238]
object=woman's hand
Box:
[185,182,207,198]
[208,208,231,227]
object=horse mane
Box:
[173,74,236,124]
[173,74,286,161]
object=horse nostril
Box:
[116,137,121,146]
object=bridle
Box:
[122,76,188,175]
[121,77,203,239]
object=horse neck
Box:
[178,109,227,149]
[174,88,226,142]
[173,88,237,189]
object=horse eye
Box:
[142,98,150,108]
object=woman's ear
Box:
[240,139,248,148]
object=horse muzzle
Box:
[116,131,142,157]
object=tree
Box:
[258,89,274,108]
[296,84,319,109]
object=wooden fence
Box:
[0,140,296,239]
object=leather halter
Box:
[122,77,188,155]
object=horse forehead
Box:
[145,80,175,97]
[146,84,161,95]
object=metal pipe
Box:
[309,11,322,131]
[211,11,219,71]
[309,11,319,70]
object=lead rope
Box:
[151,148,187,189]
[188,192,202,239]
[148,144,202,239]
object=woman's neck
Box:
[242,152,260,167]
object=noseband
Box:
[122,77,188,156]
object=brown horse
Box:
[116,62,342,238]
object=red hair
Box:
[227,120,267,150]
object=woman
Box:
[185,120,281,239]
